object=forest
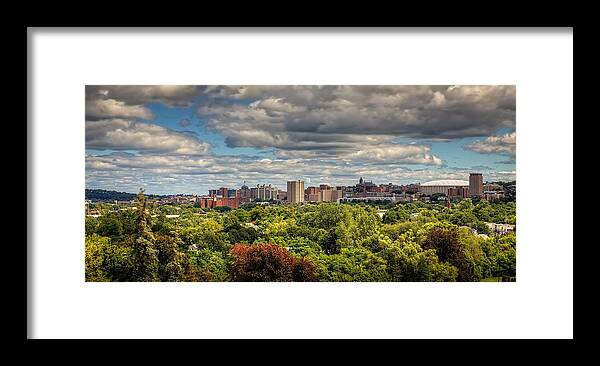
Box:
[85,189,164,202]
[85,190,516,282]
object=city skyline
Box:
[86,85,516,195]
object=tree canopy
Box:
[86,194,516,282]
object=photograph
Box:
[30,27,573,339]
[85,85,517,282]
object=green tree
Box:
[280,236,322,257]
[214,206,232,213]
[334,205,381,250]
[180,218,229,252]
[85,234,133,281]
[152,213,175,235]
[188,249,230,281]
[85,216,98,236]
[481,233,516,279]
[422,222,475,281]
[233,209,250,223]
[382,209,410,224]
[381,221,420,241]
[312,247,389,282]
[249,205,265,222]
[449,210,477,227]
[131,188,159,281]
[155,232,198,281]
[473,200,493,222]
[96,212,124,237]
[380,233,458,281]
[457,199,474,212]
[471,221,492,235]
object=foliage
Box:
[152,213,176,235]
[422,222,475,281]
[180,219,229,252]
[86,188,164,202]
[232,209,250,223]
[379,233,458,281]
[85,216,98,236]
[311,247,389,282]
[471,221,492,235]
[96,212,124,237]
[85,234,133,281]
[83,193,516,282]
[214,206,232,213]
[229,243,316,281]
[131,188,159,281]
[188,249,229,281]
[382,209,410,224]
[480,233,516,278]
[155,232,198,281]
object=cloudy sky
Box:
[85,85,516,195]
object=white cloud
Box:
[85,85,517,194]
[250,98,307,113]
[345,144,443,165]
[86,119,211,155]
[86,150,515,195]
[86,98,154,120]
[85,85,202,119]
[464,132,516,160]
[86,85,201,106]
[273,143,443,165]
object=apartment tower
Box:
[287,180,305,203]
[469,173,483,197]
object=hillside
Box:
[85,189,164,202]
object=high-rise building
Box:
[319,189,332,202]
[287,180,305,203]
[256,184,278,201]
[331,189,344,202]
[469,173,483,197]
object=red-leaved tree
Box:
[422,223,474,281]
[229,243,316,282]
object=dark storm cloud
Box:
[200,85,516,152]
[86,85,203,106]
[85,85,204,120]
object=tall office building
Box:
[287,180,305,203]
[469,173,483,197]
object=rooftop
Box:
[421,179,469,186]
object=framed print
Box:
[28,28,573,339]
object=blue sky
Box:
[85,85,516,195]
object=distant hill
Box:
[85,189,164,202]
